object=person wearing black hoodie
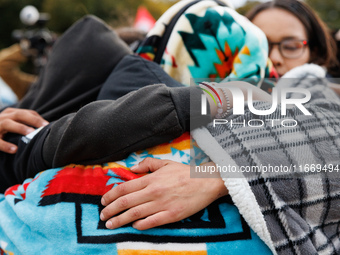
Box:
[0,15,211,193]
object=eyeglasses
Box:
[268,39,308,59]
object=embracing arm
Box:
[0,84,211,189]
[1,80,272,189]
[42,84,210,167]
[99,81,272,230]
[42,81,270,169]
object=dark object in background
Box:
[12,6,57,75]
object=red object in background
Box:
[133,6,156,32]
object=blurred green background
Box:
[237,0,340,30]
[0,0,339,50]
[0,0,178,49]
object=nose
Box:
[269,45,284,68]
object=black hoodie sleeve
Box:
[43,84,211,168]
[0,14,212,193]
[0,84,211,193]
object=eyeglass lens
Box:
[269,39,307,59]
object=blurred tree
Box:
[306,0,340,30]
[0,0,177,50]
[236,0,339,30]
[236,1,261,16]
[144,0,179,22]
[43,0,134,31]
[42,0,178,32]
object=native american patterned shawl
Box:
[0,1,279,254]
[136,0,277,90]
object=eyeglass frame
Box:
[268,39,309,59]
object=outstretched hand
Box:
[100,158,228,230]
[0,107,49,153]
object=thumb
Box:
[130,158,170,173]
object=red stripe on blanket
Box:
[41,166,107,196]
[41,165,141,197]
[4,184,21,197]
[41,166,112,196]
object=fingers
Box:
[101,178,148,206]
[2,107,17,114]
[100,188,151,221]
[100,159,227,231]
[0,119,35,154]
[0,108,49,154]
[132,211,178,230]
[27,111,49,128]
[101,159,185,230]
[103,204,184,230]
[0,119,35,135]
[8,109,49,128]
[0,109,48,135]
[104,202,155,229]
[0,139,18,154]
[130,157,170,173]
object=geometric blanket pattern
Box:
[0,133,272,254]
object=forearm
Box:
[0,84,211,190]
[43,84,211,168]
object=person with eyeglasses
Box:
[268,39,308,60]
[246,0,338,78]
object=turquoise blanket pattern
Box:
[0,137,272,254]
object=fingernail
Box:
[26,128,35,134]
[100,212,104,221]
[101,197,106,206]
[9,146,17,153]
[42,121,49,126]
[130,164,139,171]
[106,221,112,229]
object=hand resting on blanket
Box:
[100,81,271,230]
[100,158,229,230]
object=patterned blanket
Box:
[0,133,272,255]
[136,0,277,88]
[0,0,281,254]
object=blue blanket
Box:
[0,133,272,254]
[0,0,278,253]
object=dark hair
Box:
[246,0,338,71]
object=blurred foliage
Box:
[306,0,340,30]
[237,0,339,31]
[0,0,177,49]
[236,1,261,16]
[1,0,337,50]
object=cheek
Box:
[285,48,310,71]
